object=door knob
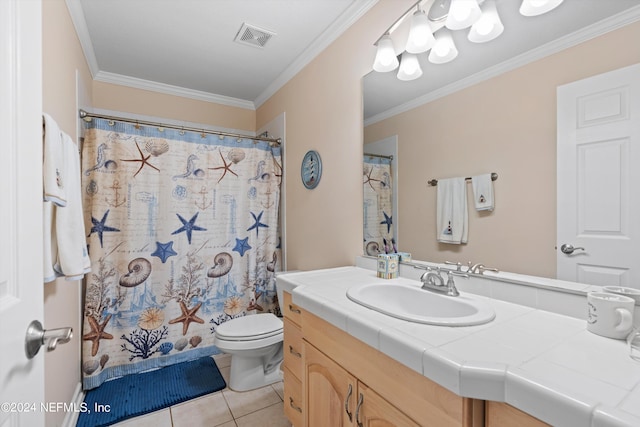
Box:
[560,244,585,255]
[24,320,73,359]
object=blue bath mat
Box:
[76,357,226,427]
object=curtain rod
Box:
[364,152,394,160]
[428,172,498,186]
[78,109,282,146]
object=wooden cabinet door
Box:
[357,382,420,427]
[305,342,357,427]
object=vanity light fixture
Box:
[520,0,564,17]
[372,0,564,81]
[397,52,423,81]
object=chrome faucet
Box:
[466,262,499,275]
[421,267,444,287]
[420,268,466,297]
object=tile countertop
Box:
[276,266,640,427]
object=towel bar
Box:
[428,172,498,187]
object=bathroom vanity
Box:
[278,260,640,427]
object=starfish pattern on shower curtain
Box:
[209,149,238,183]
[380,211,393,234]
[363,167,382,191]
[247,210,269,236]
[120,141,160,178]
[82,314,114,356]
[168,301,205,335]
[171,212,207,244]
[233,237,252,256]
[88,209,120,248]
[150,240,178,263]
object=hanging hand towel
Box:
[436,177,468,244]
[471,174,494,211]
[42,113,67,206]
[44,132,91,282]
[54,133,91,279]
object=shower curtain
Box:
[80,117,282,390]
[363,156,393,255]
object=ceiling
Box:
[70,0,376,109]
[70,0,640,121]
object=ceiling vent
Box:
[234,23,276,48]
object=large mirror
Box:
[362,0,640,284]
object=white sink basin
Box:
[346,282,496,326]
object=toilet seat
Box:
[215,313,283,341]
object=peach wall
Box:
[92,81,256,132]
[42,1,93,426]
[364,21,640,278]
[256,0,415,270]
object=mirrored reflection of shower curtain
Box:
[363,156,393,255]
[80,117,282,390]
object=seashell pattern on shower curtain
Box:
[80,118,282,390]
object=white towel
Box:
[471,174,494,211]
[44,131,91,282]
[436,177,468,244]
[42,113,67,206]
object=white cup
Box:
[587,292,635,339]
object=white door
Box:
[557,63,640,287]
[0,0,45,426]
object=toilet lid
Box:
[215,313,283,340]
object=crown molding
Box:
[364,5,640,127]
[254,0,380,108]
[94,71,256,110]
[65,0,99,77]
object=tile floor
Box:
[112,354,291,427]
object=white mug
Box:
[587,292,635,339]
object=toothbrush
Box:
[382,238,389,254]
[391,238,398,253]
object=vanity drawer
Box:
[283,291,303,326]
[486,401,549,427]
[283,318,304,380]
[283,366,303,427]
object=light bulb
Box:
[373,35,399,72]
[468,0,504,43]
[446,0,482,30]
[429,31,458,64]
[475,20,493,36]
[406,10,435,54]
[397,52,422,81]
[434,42,450,57]
[519,0,564,16]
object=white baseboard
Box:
[62,382,84,427]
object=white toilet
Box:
[213,312,284,391]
